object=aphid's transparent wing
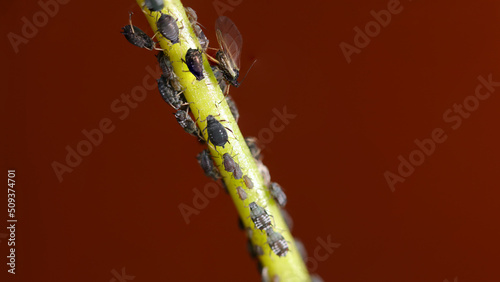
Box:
[215,16,243,69]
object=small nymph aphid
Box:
[236,186,247,201]
[266,228,289,257]
[269,182,287,207]
[156,12,180,44]
[196,149,220,180]
[248,202,272,231]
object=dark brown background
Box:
[1,0,500,281]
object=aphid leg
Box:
[205,53,220,64]
[140,4,150,15]
[176,89,186,97]
[224,126,234,134]
[269,213,276,228]
[177,18,184,29]
[151,30,159,40]
[128,12,135,33]
[207,142,217,153]
[195,128,204,141]
[224,85,231,97]
[194,108,201,122]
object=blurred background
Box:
[1,0,500,281]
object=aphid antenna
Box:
[235,59,258,88]
[224,148,240,162]
[187,107,205,140]
[196,22,207,30]
[205,141,217,153]
[211,102,235,136]
[176,89,187,97]
[209,153,221,159]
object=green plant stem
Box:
[136,0,311,280]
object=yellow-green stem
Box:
[136,0,310,280]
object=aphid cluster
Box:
[121,6,320,281]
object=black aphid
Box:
[248,202,272,231]
[222,153,237,173]
[157,13,180,44]
[156,52,183,92]
[245,137,262,160]
[236,186,247,201]
[193,24,209,51]
[202,115,232,152]
[225,95,239,122]
[269,182,287,207]
[185,7,198,24]
[243,175,254,189]
[212,66,228,94]
[156,52,173,76]
[196,149,220,180]
[121,13,155,50]
[144,0,164,12]
[233,162,243,179]
[174,109,200,138]
[185,48,204,80]
[184,7,209,51]
[157,74,184,109]
[266,228,289,257]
